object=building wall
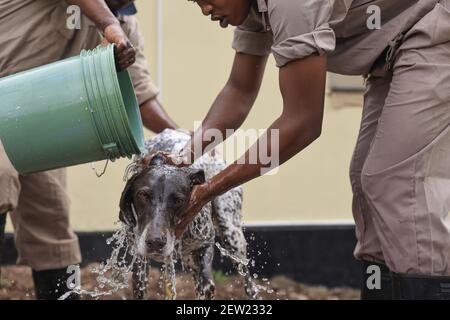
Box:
[64,0,364,231]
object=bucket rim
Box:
[104,45,145,155]
[80,44,145,159]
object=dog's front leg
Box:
[188,246,215,300]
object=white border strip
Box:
[244,220,355,227]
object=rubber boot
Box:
[393,273,450,300]
[360,260,393,300]
[32,267,80,300]
[0,213,6,285]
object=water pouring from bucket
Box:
[0,44,144,175]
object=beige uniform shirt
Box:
[0,0,158,104]
[233,0,439,75]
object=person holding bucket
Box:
[0,0,143,300]
[74,1,179,133]
[173,0,450,299]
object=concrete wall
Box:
[35,0,364,231]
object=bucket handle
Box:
[91,160,109,178]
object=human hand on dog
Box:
[139,151,190,168]
[175,182,213,239]
[159,151,192,167]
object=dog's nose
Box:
[146,238,166,252]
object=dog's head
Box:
[119,154,205,261]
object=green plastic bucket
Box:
[0,44,145,174]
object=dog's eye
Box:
[136,190,152,201]
[172,195,185,207]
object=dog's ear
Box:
[119,174,138,227]
[149,153,168,166]
[188,168,206,186]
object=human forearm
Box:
[206,110,323,198]
[190,83,257,155]
[203,55,327,198]
[140,98,178,133]
[65,0,118,31]
[187,53,268,161]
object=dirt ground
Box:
[0,264,360,300]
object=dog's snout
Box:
[146,238,166,252]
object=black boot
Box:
[0,213,6,285]
[393,273,450,300]
[360,260,393,300]
[32,267,80,300]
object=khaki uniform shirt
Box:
[232,0,439,75]
[0,0,158,104]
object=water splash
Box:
[163,259,177,300]
[57,230,276,300]
[59,223,138,300]
[214,242,275,299]
[215,242,249,277]
[122,152,149,182]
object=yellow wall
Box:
[64,0,363,231]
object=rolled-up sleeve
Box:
[269,0,336,67]
[232,7,273,57]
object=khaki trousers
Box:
[0,141,81,271]
[0,2,93,271]
[351,1,450,275]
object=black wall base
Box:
[1,224,362,288]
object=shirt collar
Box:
[114,3,137,17]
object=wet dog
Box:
[119,129,256,300]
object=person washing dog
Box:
[173,0,450,300]
[0,0,178,299]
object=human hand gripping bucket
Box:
[0,44,145,174]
